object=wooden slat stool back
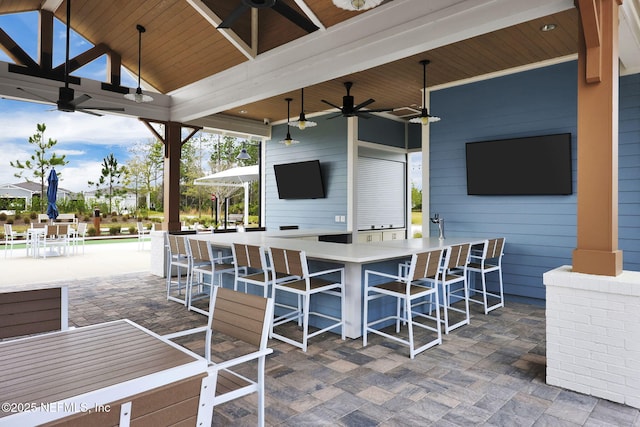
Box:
[440,243,472,334]
[166,234,191,306]
[164,287,275,427]
[232,243,272,297]
[187,238,235,315]
[363,249,444,359]
[467,237,506,314]
[268,247,345,352]
[0,286,68,340]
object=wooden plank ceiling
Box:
[0,1,579,124]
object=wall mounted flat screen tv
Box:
[274,160,326,199]
[466,133,572,195]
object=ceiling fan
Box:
[321,82,392,119]
[219,0,319,33]
[17,0,124,116]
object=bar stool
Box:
[363,249,444,359]
[268,247,345,352]
[231,243,296,298]
[166,234,191,305]
[187,238,235,315]
[439,243,471,334]
[467,237,505,314]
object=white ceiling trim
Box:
[170,0,575,123]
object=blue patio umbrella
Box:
[46,168,59,220]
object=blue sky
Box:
[0,11,152,193]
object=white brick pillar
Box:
[544,266,640,408]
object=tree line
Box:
[9,123,259,220]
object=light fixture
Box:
[280,98,299,146]
[409,59,441,126]
[540,23,557,32]
[288,88,317,130]
[236,145,251,160]
[332,0,384,11]
[124,24,153,103]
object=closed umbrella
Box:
[46,168,59,220]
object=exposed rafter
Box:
[3,9,126,91]
[187,0,256,59]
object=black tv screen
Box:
[274,160,326,199]
[466,133,572,195]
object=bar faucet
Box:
[430,213,445,240]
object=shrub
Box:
[29,212,37,220]
[6,218,14,224]
[111,217,118,223]
[128,226,136,234]
[23,217,30,225]
[14,213,21,220]
[0,212,6,221]
[83,215,91,222]
[109,226,119,235]
[87,227,97,237]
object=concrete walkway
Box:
[0,239,153,287]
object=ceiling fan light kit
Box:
[289,88,317,130]
[332,0,384,11]
[280,98,299,146]
[409,59,440,126]
[125,24,153,103]
[237,147,251,160]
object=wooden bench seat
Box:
[0,286,68,340]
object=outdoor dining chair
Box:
[69,222,88,255]
[39,224,71,258]
[3,223,23,258]
[136,221,151,250]
[163,286,275,427]
[363,249,444,359]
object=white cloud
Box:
[0,101,153,193]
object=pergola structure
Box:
[0,0,638,276]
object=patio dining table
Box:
[0,319,208,426]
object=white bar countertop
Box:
[189,230,495,338]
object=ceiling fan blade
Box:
[69,93,91,107]
[272,1,319,33]
[354,98,375,111]
[363,107,395,113]
[218,4,251,28]
[326,113,344,120]
[76,109,103,117]
[79,106,125,112]
[321,99,342,110]
[356,112,373,119]
[16,87,55,104]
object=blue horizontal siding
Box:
[265,114,348,231]
[429,61,579,304]
[619,73,640,271]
